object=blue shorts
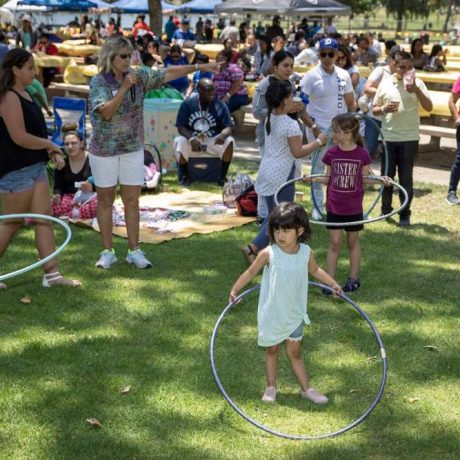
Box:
[0,162,48,194]
[287,323,303,341]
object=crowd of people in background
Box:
[1,11,460,288]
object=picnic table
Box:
[55,42,101,57]
[194,44,224,60]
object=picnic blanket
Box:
[73,189,254,244]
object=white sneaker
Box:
[126,248,152,269]
[262,386,277,403]
[311,208,323,221]
[301,387,329,404]
[95,250,117,269]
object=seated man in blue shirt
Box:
[174,78,234,186]
[172,18,196,45]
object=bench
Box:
[419,124,456,151]
[49,83,89,97]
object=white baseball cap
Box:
[22,14,32,23]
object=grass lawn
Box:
[0,159,459,459]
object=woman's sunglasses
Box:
[118,53,132,59]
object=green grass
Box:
[0,161,459,459]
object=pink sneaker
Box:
[261,386,277,403]
[301,387,329,404]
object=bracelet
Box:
[226,92,232,98]
[311,123,318,130]
[195,63,199,70]
[381,105,386,114]
[315,138,323,147]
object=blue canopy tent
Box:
[17,0,103,10]
[175,0,221,15]
[109,0,178,13]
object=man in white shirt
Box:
[219,19,239,43]
[300,38,355,218]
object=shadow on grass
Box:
[0,199,458,457]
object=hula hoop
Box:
[274,175,408,227]
[0,213,72,282]
[309,113,389,221]
[210,282,388,440]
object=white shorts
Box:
[89,149,144,188]
[173,135,234,162]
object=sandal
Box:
[241,245,258,266]
[42,271,81,288]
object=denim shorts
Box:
[0,162,48,194]
[287,323,304,341]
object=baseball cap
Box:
[22,14,32,23]
[181,18,190,24]
[318,38,338,51]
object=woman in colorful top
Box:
[310,114,390,293]
[52,125,97,220]
[241,79,326,265]
[213,50,249,113]
[89,35,215,269]
[0,49,80,288]
[229,202,341,404]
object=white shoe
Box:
[126,248,152,269]
[95,250,117,269]
[262,386,277,403]
[301,387,328,404]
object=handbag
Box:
[235,185,258,217]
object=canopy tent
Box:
[175,0,222,15]
[109,0,177,13]
[214,0,351,16]
[17,0,111,10]
[3,0,49,12]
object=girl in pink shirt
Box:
[311,114,389,293]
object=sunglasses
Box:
[320,51,336,58]
[118,53,132,59]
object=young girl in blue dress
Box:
[229,202,341,404]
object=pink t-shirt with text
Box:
[322,144,372,215]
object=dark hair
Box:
[140,50,155,67]
[195,53,209,64]
[272,50,294,67]
[0,48,32,100]
[217,49,233,64]
[385,39,397,52]
[223,38,234,47]
[268,202,311,243]
[169,44,182,56]
[332,113,364,147]
[62,123,83,142]
[337,44,353,69]
[429,44,442,59]
[410,38,425,56]
[392,50,413,63]
[265,79,292,136]
[258,35,273,56]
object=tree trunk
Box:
[443,0,454,33]
[148,0,162,37]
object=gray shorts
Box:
[0,162,47,194]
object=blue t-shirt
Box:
[176,95,233,138]
[172,29,196,41]
[163,55,190,93]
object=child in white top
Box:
[230,202,341,404]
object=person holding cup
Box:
[372,51,432,227]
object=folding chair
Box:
[51,97,86,146]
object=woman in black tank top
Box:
[0,49,80,288]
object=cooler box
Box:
[143,98,182,171]
[188,157,221,182]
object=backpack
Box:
[235,185,258,217]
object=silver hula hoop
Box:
[310,113,389,221]
[274,175,408,227]
[0,213,72,282]
[210,282,388,440]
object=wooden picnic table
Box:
[55,42,101,57]
[194,44,224,60]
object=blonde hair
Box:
[97,35,133,74]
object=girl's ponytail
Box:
[264,79,292,137]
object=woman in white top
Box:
[241,79,327,264]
